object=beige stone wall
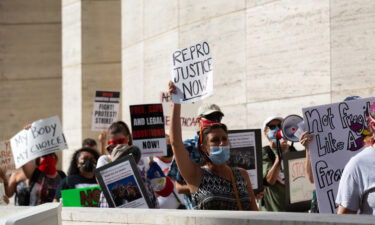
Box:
[0,0,62,165]
[121,0,375,144]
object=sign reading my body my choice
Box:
[302,97,375,213]
[130,104,167,157]
[171,41,213,104]
[92,91,120,131]
[10,116,68,168]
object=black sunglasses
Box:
[202,112,223,122]
[268,124,281,130]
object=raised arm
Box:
[300,131,314,183]
[169,103,202,189]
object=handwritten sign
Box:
[10,116,68,168]
[92,91,120,131]
[62,186,101,207]
[284,151,315,211]
[160,91,199,132]
[0,141,15,177]
[171,41,213,103]
[302,97,375,213]
[228,129,263,194]
[130,104,167,157]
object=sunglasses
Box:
[202,113,223,123]
[268,124,281,130]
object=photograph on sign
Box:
[227,129,263,194]
[95,155,152,208]
[0,141,16,177]
[171,41,213,104]
[284,151,315,212]
[130,104,167,157]
[10,116,68,168]
[92,91,120,131]
[62,186,101,207]
[302,97,375,213]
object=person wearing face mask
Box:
[96,121,159,208]
[53,148,100,202]
[261,116,297,212]
[167,103,224,209]
[168,82,258,210]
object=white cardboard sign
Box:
[302,97,375,213]
[171,41,213,104]
[10,116,68,168]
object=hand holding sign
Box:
[10,116,68,168]
[171,41,213,103]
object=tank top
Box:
[191,167,251,210]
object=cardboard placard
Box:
[62,186,101,207]
[95,155,152,208]
[171,40,213,103]
[302,97,375,213]
[92,91,120,131]
[228,129,263,194]
[130,104,167,157]
[10,116,68,168]
[284,151,315,212]
[0,141,16,177]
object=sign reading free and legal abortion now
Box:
[130,104,167,157]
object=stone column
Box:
[62,0,121,171]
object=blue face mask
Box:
[267,128,280,143]
[208,146,230,165]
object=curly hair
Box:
[108,121,133,145]
[199,123,228,165]
[67,148,100,176]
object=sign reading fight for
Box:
[62,186,101,207]
[92,91,120,131]
[171,41,213,104]
[130,104,167,157]
[302,97,375,213]
[10,116,68,168]
[0,141,16,177]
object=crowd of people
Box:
[0,83,374,215]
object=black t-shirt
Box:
[54,174,98,200]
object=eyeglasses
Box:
[268,124,281,130]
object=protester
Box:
[168,103,224,209]
[96,121,158,208]
[82,131,107,155]
[336,101,375,214]
[0,168,30,205]
[82,138,98,150]
[261,116,296,211]
[54,148,100,202]
[168,82,258,211]
[152,134,185,209]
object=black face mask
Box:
[166,144,173,158]
[80,159,96,173]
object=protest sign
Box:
[130,104,167,157]
[92,91,120,131]
[302,97,375,213]
[0,183,5,205]
[0,141,16,177]
[284,151,315,212]
[62,186,101,207]
[10,116,68,168]
[228,129,263,194]
[160,91,199,133]
[95,155,152,208]
[171,40,213,104]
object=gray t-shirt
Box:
[336,146,375,214]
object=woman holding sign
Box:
[168,82,258,211]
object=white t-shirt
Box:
[336,146,375,214]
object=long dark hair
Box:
[108,121,133,145]
[67,148,100,176]
[199,123,228,165]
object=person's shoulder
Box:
[97,155,111,168]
